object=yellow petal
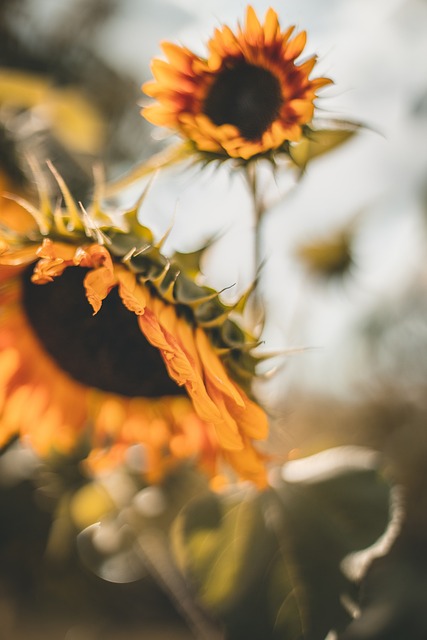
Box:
[245,5,262,43]
[280,122,302,142]
[217,25,239,50]
[280,25,295,46]
[83,266,117,315]
[142,80,165,98]
[310,76,334,90]
[263,8,280,45]
[289,99,315,121]
[31,243,71,282]
[284,30,307,60]
[225,393,269,441]
[298,56,317,77]
[0,348,20,392]
[138,308,194,385]
[225,443,268,487]
[2,385,32,435]
[0,246,39,267]
[161,41,195,73]
[142,105,176,127]
[206,383,244,450]
[117,269,148,315]
[151,59,195,92]
[195,329,245,407]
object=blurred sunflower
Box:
[0,161,269,487]
[295,223,355,280]
[142,5,331,161]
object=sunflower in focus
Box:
[0,158,269,487]
[142,5,332,161]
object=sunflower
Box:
[142,5,332,161]
[295,219,357,280]
[0,164,269,487]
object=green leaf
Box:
[171,447,392,640]
[289,125,359,170]
[270,448,391,640]
[171,490,303,639]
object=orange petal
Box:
[205,382,244,450]
[225,392,269,441]
[245,5,262,43]
[0,246,39,267]
[195,328,245,407]
[284,30,307,60]
[117,269,148,316]
[83,265,117,315]
[36,239,74,261]
[225,442,268,487]
[263,8,280,45]
[298,56,317,77]
[1,385,33,435]
[289,98,315,121]
[280,25,295,46]
[138,308,194,385]
[151,59,195,93]
[0,348,20,391]
[310,76,333,90]
[142,105,176,127]
[142,80,162,98]
[161,41,196,74]
[173,312,204,378]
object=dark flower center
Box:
[22,266,185,398]
[203,62,283,141]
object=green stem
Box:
[245,162,267,329]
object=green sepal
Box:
[174,274,222,308]
[158,262,181,302]
[172,235,218,278]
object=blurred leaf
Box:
[273,454,391,640]
[104,142,193,197]
[171,448,392,640]
[0,69,106,155]
[171,490,303,639]
[339,550,427,640]
[290,125,358,170]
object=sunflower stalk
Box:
[245,162,267,331]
